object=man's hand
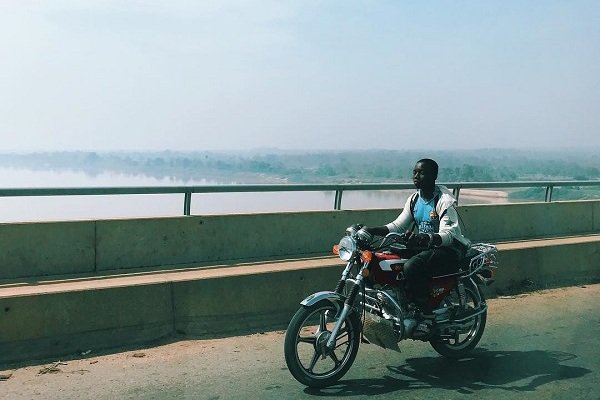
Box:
[356,227,373,243]
[406,231,432,248]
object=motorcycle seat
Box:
[430,248,482,279]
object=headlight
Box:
[338,236,356,261]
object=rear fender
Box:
[465,276,487,304]
[301,291,344,313]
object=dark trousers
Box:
[403,247,461,313]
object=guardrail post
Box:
[184,192,192,215]
[334,189,343,210]
[545,185,554,202]
[453,186,461,205]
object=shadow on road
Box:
[304,348,591,397]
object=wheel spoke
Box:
[329,351,341,367]
[298,335,317,345]
[336,328,349,341]
[335,340,350,350]
[334,329,350,349]
[307,350,320,373]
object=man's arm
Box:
[363,195,415,238]
[437,206,461,246]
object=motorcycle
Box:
[284,224,499,388]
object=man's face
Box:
[412,161,436,189]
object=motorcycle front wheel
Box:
[284,300,361,388]
[430,281,487,358]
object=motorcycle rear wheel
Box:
[284,300,361,388]
[430,281,487,358]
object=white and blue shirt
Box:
[384,185,471,249]
[413,195,440,234]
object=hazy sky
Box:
[1,1,599,151]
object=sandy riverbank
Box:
[460,189,509,198]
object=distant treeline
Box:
[0,149,599,200]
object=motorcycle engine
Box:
[361,290,405,351]
[362,312,401,352]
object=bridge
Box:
[0,182,599,365]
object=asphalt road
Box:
[1,285,599,400]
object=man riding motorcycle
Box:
[361,158,471,337]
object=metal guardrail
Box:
[1,181,599,216]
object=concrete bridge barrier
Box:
[1,200,599,280]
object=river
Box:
[0,167,508,223]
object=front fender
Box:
[300,291,345,311]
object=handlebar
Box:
[347,224,427,253]
[353,229,409,252]
[384,232,407,243]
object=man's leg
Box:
[403,250,435,314]
[403,247,461,338]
